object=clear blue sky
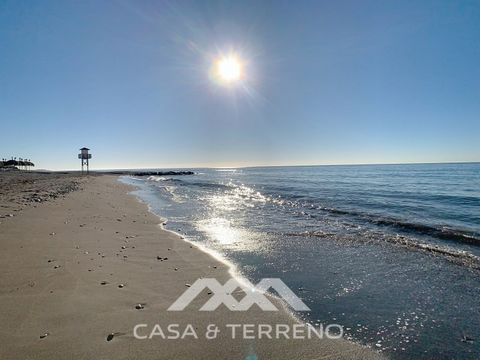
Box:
[1,0,479,170]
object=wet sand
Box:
[0,173,384,359]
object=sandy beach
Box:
[0,173,383,359]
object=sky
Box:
[1,0,479,170]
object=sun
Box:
[214,55,243,84]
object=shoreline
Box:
[0,173,383,359]
[125,175,319,327]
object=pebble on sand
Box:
[100,281,108,285]
[135,304,144,310]
[118,284,125,288]
[39,333,49,339]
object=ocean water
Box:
[121,163,480,359]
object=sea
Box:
[120,163,480,359]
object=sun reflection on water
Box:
[197,217,240,245]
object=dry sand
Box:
[0,173,384,359]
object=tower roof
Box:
[80,147,90,151]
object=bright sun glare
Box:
[215,55,243,84]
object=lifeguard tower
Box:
[78,147,92,174]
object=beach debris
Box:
[116,218,122,222]
[163,257,168,261]
[47,259,54,263]
[53,265,60,269]
[213,266,217,269]
[121,246,126,249]
[174,268,178,271]
[168,248,171,251]
[106,331,126,342]
[49,232,56,236]
[100,281,108,285]
[118,284,125,288]
[185,283,191,287]
[39,332,49,339]
[135,303,145,310]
